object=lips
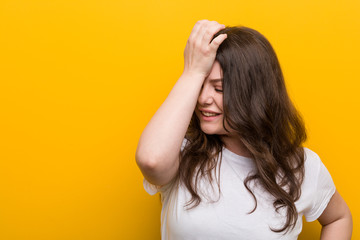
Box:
[199,108,221,114]
[198,109,222,121]
[201,111,220,117]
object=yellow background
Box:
[0,0,358,239]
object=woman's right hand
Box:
[183,20,227,78]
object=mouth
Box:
[200,111,221,117]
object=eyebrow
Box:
[209,78,223,83]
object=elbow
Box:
[341,201,353,229]
[346,207,353,233]
[135,146,160,171]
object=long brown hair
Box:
[177,26,307,233]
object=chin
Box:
[200,127,222,135]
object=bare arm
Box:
[135,20,228,187]
[318,190,353,240]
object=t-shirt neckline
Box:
[222,146,255,167]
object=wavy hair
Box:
[177,26,307,233]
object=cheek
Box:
[217,98,224,111]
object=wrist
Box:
[181,70,207,82]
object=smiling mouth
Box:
[201,111,221,117]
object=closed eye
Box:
[215,89,223,92]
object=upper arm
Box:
[317,190,352,226]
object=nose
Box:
[197,85,213,106]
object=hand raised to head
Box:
[183,20,227,78]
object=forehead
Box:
[206,61,223,82]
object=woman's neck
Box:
[220,134,252,158]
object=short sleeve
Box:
[142,138,188,196]
[304,150,336,222]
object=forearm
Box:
[136,72,204,166]
[320,216,353,240]
[136,20,227,182]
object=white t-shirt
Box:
[143,139,335,240]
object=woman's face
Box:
[195,61,227,135]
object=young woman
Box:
[136,20,352,239]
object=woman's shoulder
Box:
[303,147,320,160]
[303,147,321,167]
[301,147,334,185]
[301,147,324,178]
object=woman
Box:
[136,20,352,239]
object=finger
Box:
[194,21,219,51]
[188,20,209,44]
[195,20,218,44]
[202,22,226,46]
[210,33,227,49]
